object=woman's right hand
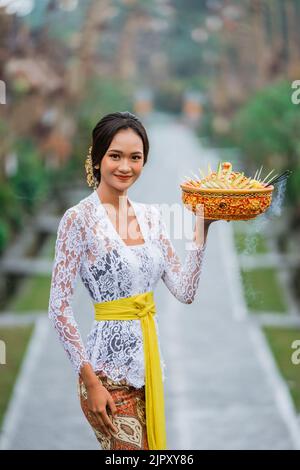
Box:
[86,380,118,437]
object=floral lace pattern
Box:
[48,190,207,388]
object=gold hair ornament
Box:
[85,145,99,191]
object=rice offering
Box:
[180,162,275,221]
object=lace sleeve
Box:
[48,207,92,376]
[155,206,207,304]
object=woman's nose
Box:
[118,160,131,171]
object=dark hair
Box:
[91,111,149,185]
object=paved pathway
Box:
[1,113,299,449]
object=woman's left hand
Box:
[203,218,220,226]
[193,216,230,246]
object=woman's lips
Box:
[115,175,132,180]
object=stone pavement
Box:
[1,114,299,449]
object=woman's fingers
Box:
[101,408,118,435]
[107,395,118,421]
[207,218,231,223]
[91,411,109,436]
[91,408,116,437]
[86,382,118,437]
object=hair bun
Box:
[120,111,138,120]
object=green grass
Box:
[234,231,268,254]
[0,324,35,427]
[9,275,51,313]
[241,267,287,313]
[263,326,300,412]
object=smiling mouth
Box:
[115,175,132,179]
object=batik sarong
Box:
[78,371,149,450]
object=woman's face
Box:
[98,128,144,191]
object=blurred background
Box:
[0,0,300,450]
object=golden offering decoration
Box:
[180,162,275,221]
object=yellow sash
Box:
[94,291,167,450]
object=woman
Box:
[48,111,217,451]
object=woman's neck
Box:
[97,182,129,211]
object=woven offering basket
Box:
[180,184,274,221]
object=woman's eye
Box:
[110,154,142,160]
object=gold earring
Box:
[85,145,99,191]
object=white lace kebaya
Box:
[48,190,207,389]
